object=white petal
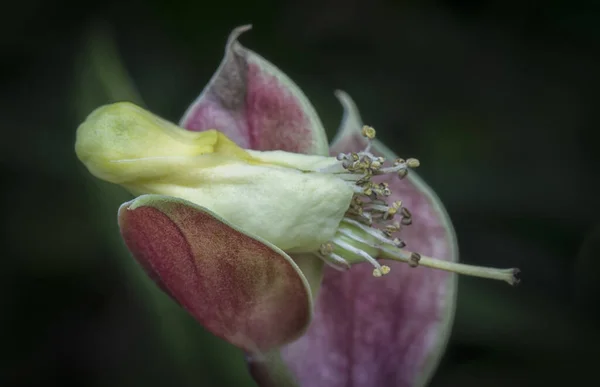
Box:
[126,162,354,252]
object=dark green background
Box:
[2,0,599,386]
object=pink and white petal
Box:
[180,25,329,156]
[118,194,313,353]
[245,253,324,387]
[280,91,458,387]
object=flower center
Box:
[315,126,421,277]
[312,126,520,286]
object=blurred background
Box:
[2,0,599,386]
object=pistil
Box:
[379,247,520,285]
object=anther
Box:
[373,265,391,277]
[383,221,401,237]
[401,207,411,218]
[400,207,412,225]
[351,196,363,206]
[361,125,376,139]
[392,238,406,248]
[406,158,420,168]
[383,201,402,220]
[377,182,391,196]
[409,252,421,267]
[356,174,372,186]
[319,242,334,256]
[369,183,388,197]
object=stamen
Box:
[363,203,390,213]
[332,237,390,277]
[325,123,520,285]
[325,124,417,276]
[361,125,376,152]
[317,242,351,271]
[340,218,406,248]
[319,242,334,256]
[347,211,373,225]
[317,162,350,174]
[335,173,368,182]
[376,158,420,177]
[364,200,402,220]
[335,227,372,246]
[323,252,352,271]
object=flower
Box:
[75,25,519,386]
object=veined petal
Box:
[180,25,329,156]
[75,102,253,184]
[280,91,459,387]
[131,160,353,253]
[118,194,313,353]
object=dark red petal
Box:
[180,25,329,155]
[118,194,312,353]
[279,91,458,387]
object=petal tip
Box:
[226,25,253,53]
[333,89,350,104]
[180,24,329,155]
[117,198,137,227]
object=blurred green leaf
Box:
[73,21,145,115]
[453,278,600,355]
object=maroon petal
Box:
[280,91,458,387]
[180,25,329,155]
[118,194,312,353]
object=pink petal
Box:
[118,194,312,353]
[180,25,329,156]
[280,91,458,387]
